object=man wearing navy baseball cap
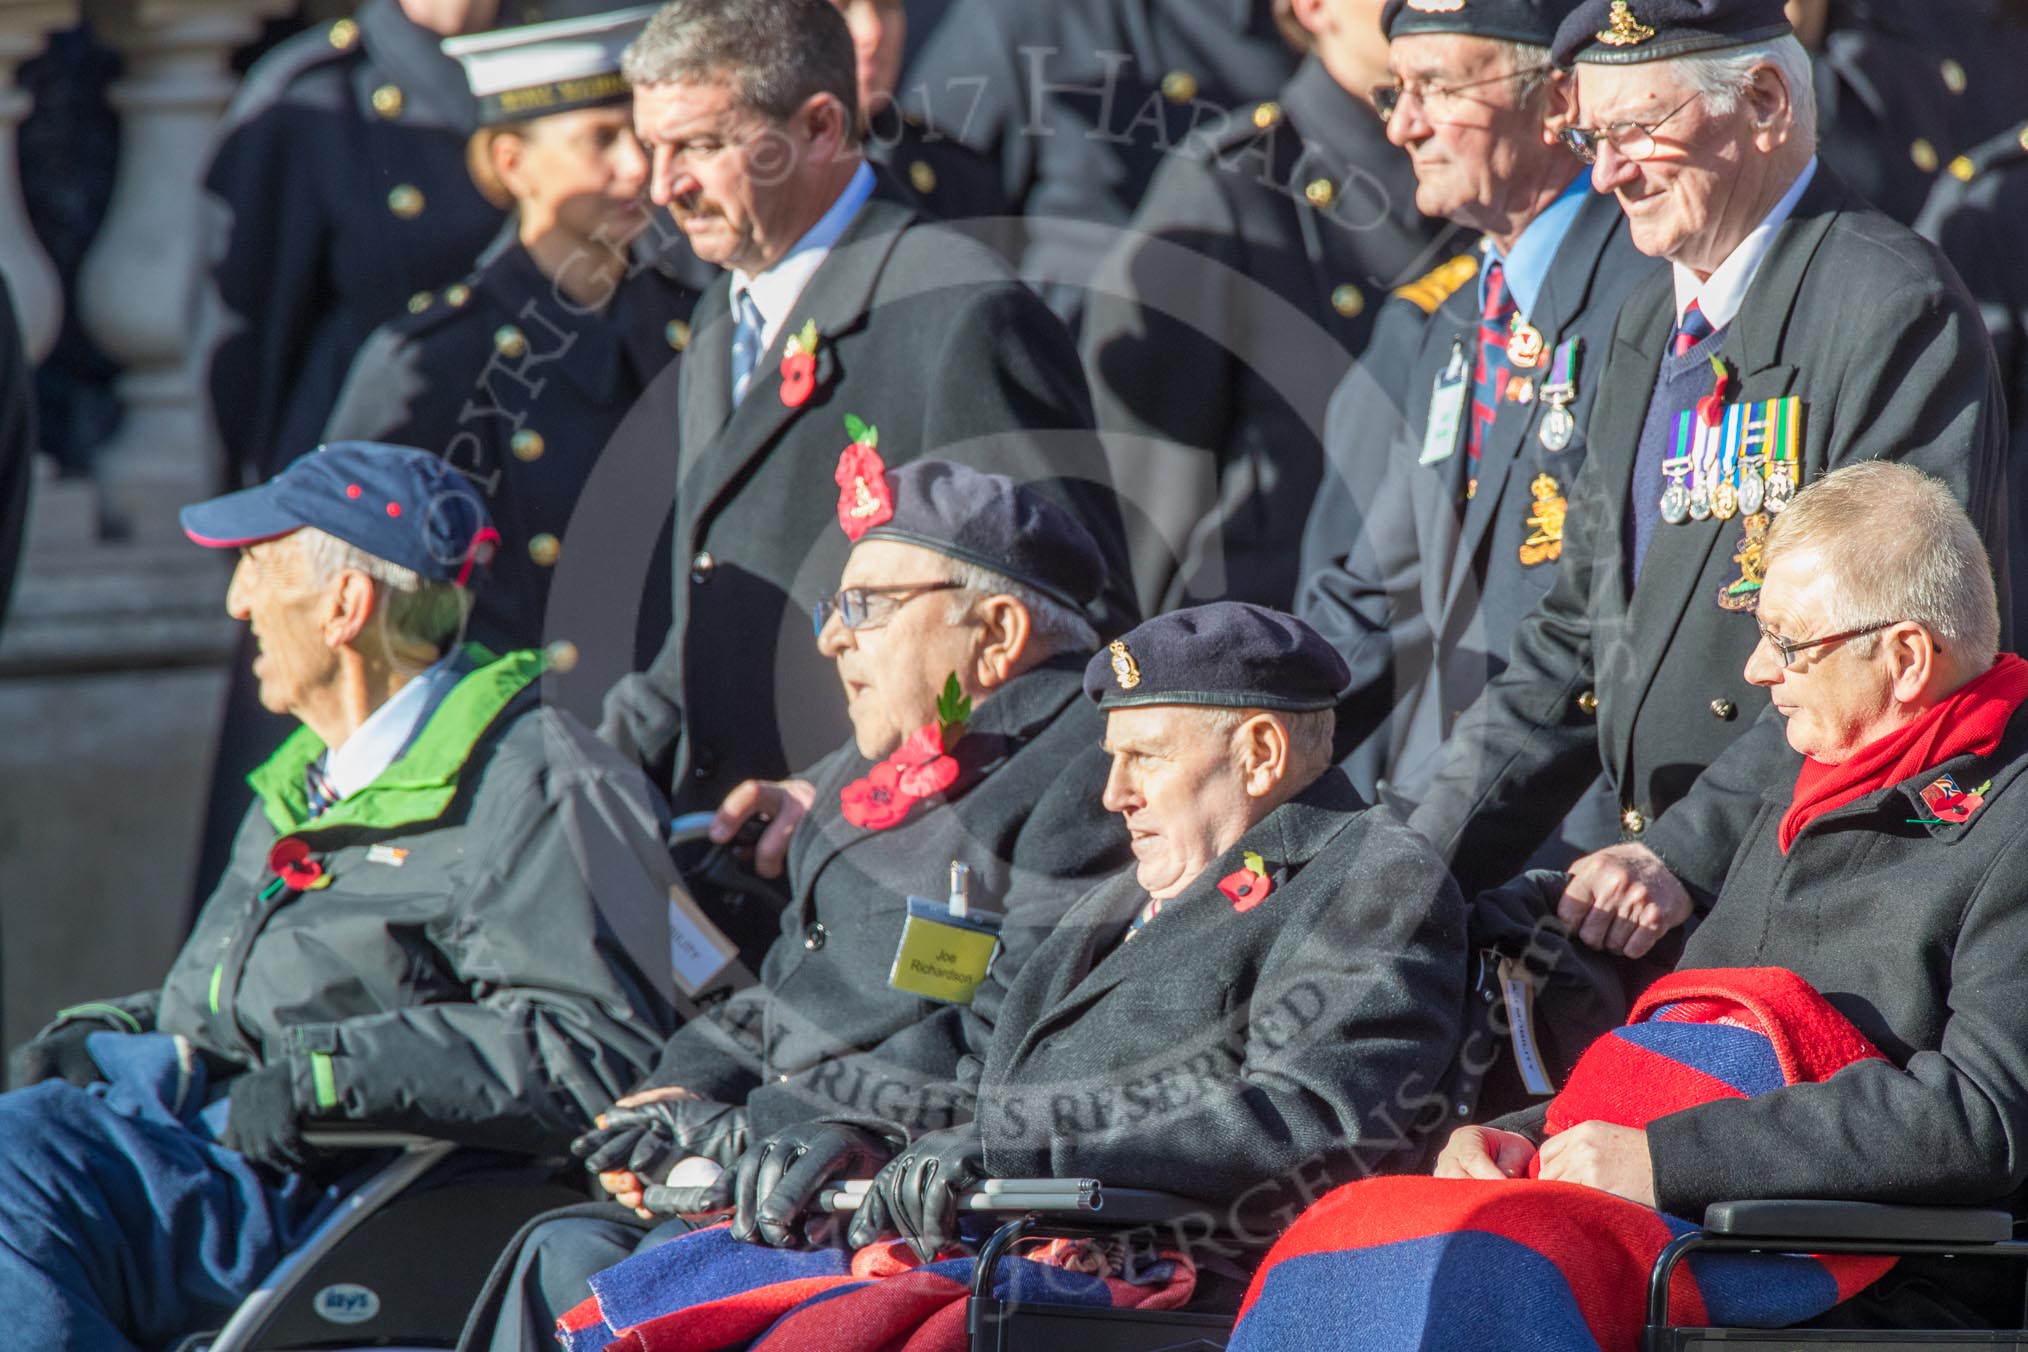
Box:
[0,441,679,1346]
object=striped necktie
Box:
[1120,895,1166,945]
[1673,301,1713,357]
[1468,259,1517,463]
[730,290,765,405]
[304,760,339,818]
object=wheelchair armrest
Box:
[1702,1199,2013,1245]
[300,1128,443,1151]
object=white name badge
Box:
[668,885,741,997]
[1420,339,1469,466]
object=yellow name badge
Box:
[889,897,1001,1005]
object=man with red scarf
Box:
[1441,460,2028,1327]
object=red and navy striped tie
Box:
[1468,259,1517,463]
[1673,300,1713,357]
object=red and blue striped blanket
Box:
[1230,967,1896,1352]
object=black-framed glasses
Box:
[1560,92,1700,164]
[811,581,963,635]
[1754,620,1901,669]
[1372,66,1550,123]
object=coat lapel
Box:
[676,193,920,540]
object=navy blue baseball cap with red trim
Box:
[180,441,498,586]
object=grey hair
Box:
[1759,461,1999,667]
[1486,38,1556,102]
[943,558,1100,655]
[1672,34,1817,145]
[297,527,470,651]
[1201,706,1337,774]
[622,0,860,140]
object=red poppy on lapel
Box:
[1920,774,1988,824]
[1219,850,1273,911]
[839,682,967,830]
[835,415,893,540]
[780,319,820,408]
[268,836,324,890]
[1696,355,1734,428]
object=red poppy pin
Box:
[1218,850,1274,912]
[1920,774,1989,825]
[835,415,893,540]
[780,319,820,408]
[267,836,325,890]
[840,675,970,830]
[1696,355,1735,428]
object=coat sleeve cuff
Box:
[1646,1102,1729,1217]
[286,1024,344,1117]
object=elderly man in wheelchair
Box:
[539,602,1471,1348]
[1229,461,2028,1349]
[0,442,677,1350]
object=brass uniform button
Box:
[371,83,404,118]
[1305,177,1336,207]
[543,639,579,673]
[510,428,544,462]
[406,290,432,314]
[1331,284,1364,318]
[1710,698,1737,720]
[1621,808,1646,835]
[328,17,358,47]
[1911,138,1939,173]
[387,183,425,218]
[1252,101,1281,129]
[444,283,471,307]
[494,325,527,358]
[1948,154,1976,182]
[1577,690,1599,715]
[907,160,937,195]
[2019,125,2028,154]
[528,533,561,567]
[1160,70,1198,103]
[690,550,716,583]
[1941,58,1968,94]
[1466,476,1478,500]
[665,319,691,351]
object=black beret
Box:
[1082,603,1350,714]
[1382,0,1585,47]
[855,459,1106,612]
[1553,0,1789,65]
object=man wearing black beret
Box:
[1297,0,1662,870]
[461,460,1129,1352]
[711,603,1466,1309]
[1411,0,2010,959]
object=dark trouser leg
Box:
[460,1203,660,1352]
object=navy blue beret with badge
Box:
[1554,0,1790,65]
[1083,602,1350,713]
[1383,0,1586,47]
[181,441,498,586]
[851,458,1108,613]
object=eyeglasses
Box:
[811,581,963,635]
[1754,620,1900,669]
[1372,66,1550,124]
[1559,92,1700,164]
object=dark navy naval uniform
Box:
[0,273,32,633]
[1919,121,2028,611]
[902,0,1298,325]
[201,0,506,483]
[1081,57,1457,615]
[1299,188,1662,866]
[1409,165,2011,904]
[322,225,706,656]
[863,102,1013,224]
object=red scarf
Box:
[1778,652,2028,852]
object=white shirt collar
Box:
[729,161,877,352]
[1671,156,1817,330]
[321,653,464,802]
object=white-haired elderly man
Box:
[0,442,678,1348]
[1409,0,2011,970]
[1442,460,2028,1328]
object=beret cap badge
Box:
[1597,0,1656,45]
[1405,0,1466,10]
[1109,640,1142,690]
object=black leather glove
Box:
[222,1062,318,1176]
[641,1167,739,1219]
[571,1098,751,1180]
[9,1021,112,1090]
[732,1122,897,1249]
[846,1125,984,1260]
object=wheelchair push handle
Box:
[815,1178,1104,1214]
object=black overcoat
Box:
[1082,56,1455,615]
[200,0,505,482]
[972,770,1467,1207]
[599,186,1130,813]
[641,658,1129,1139]
[1300,190,1659,861]
[1410,168,2011,900]
[322,225,704,655]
